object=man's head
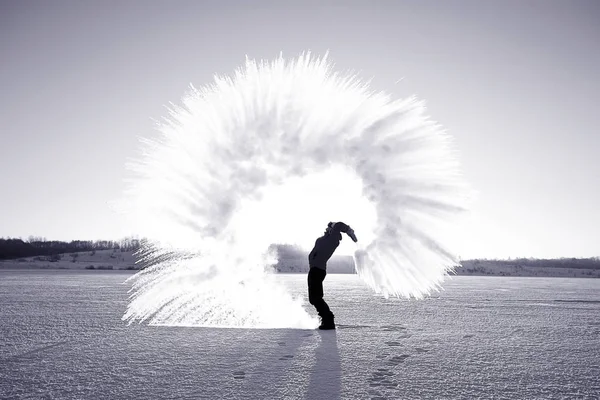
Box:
[325,221,336,236]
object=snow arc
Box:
[121,52,470,328]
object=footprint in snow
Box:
[381,325,407,332]
[368,388,387,400]
[233,371,246,379]
[368,368,395,388]
[386,354,410,366]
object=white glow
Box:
[121,52,471,328]
[240,165,378,254]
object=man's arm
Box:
[333,222,358,243]
[346,227,358,242]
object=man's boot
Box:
[318,315,336,330]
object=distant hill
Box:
[454,258,600,278]
[0,249,138,270]
[0,244,356,273]
[0,239,598,278]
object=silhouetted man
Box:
[308,221,358,330]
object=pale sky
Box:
[1,0,598,259]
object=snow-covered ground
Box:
[1,271,599,399]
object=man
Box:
[308,221,358,330]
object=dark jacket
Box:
[308,222,351,270]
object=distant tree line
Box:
[0,237,143,260]
[460,257,600,270]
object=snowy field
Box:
[1,271,599,400]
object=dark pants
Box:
[308,267,334,321]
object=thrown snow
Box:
[118,52,470,328]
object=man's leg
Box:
[308,268,334,322]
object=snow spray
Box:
[120,52,470,328]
